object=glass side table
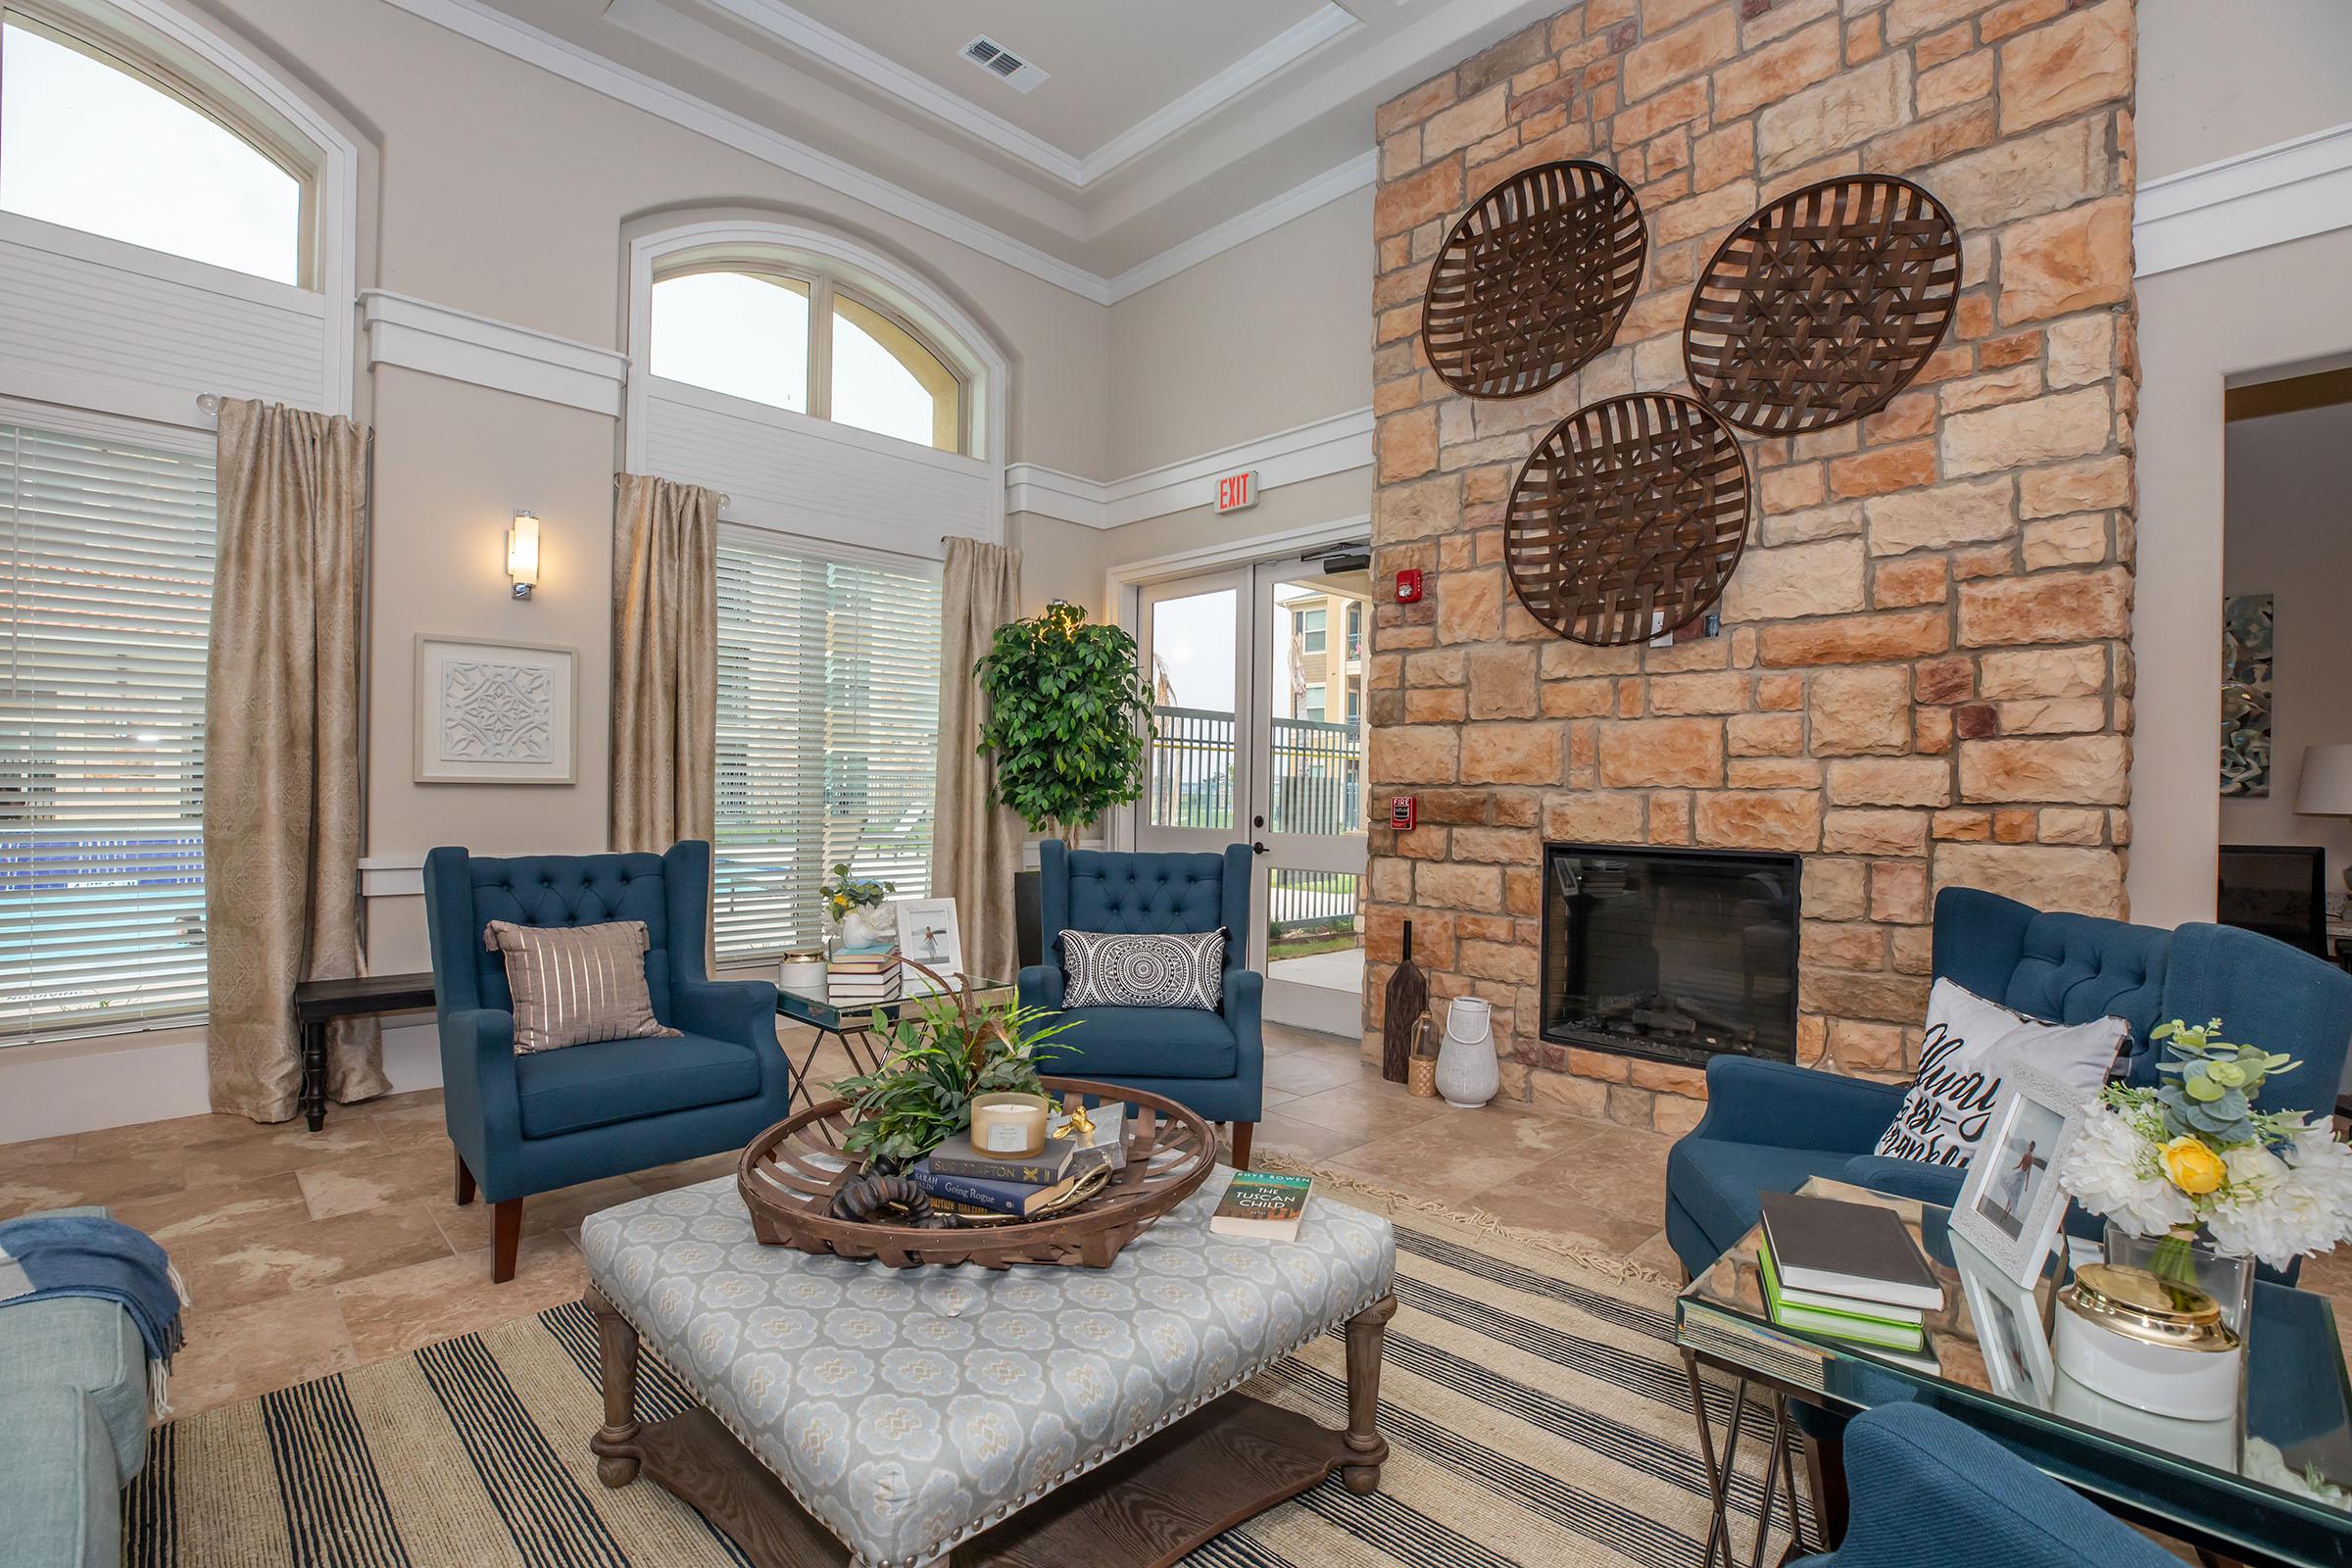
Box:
[774,975,1014,1109]
[1677,1177,2352,1568]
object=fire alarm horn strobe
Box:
[1395,568,1424,603]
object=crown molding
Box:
[1008,406,1374,530]
[698,0,1357,191]
[378,0,1391,306]
[693,0,1087,184]
[1078,6,1359,185]
[1105,150,1378,302]
[359,289,631,415]
[374,0,1116,303]
[2136,120,2352,277]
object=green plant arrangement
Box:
[830,967,1074,1166]
[974,600,1156,841]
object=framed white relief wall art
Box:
[414,635,577,784]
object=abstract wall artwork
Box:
[415,635,577,784]
[2220,593,2274,798]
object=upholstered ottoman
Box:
[580,1170,1396,1568]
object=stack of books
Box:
[910,1132,1080,1216]
[826,942,901,1004]
[908,1105,1129,1217]
[1755,1192,1942,1354]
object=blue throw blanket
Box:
[0,1214,186,1412]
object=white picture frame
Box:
[1951,1062,2088,1290]
[415,634,577,784]
[1951,1232,2057,1405]
[896,897,963,993]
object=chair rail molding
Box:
[359,855,426,899]
[2135,121,2352,277]
[358,290,631,416]
[1006,406,1374,531]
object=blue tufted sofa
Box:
[422,841,790,1280]
[1666,886,2352,1280]
[1017,841,1264,1164]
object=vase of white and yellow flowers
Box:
[819,862,897,951]
[2059,1018,2352,1328]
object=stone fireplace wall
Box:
[1364,0,2138,1133]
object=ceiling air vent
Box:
[959,34,1049,94]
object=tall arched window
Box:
[625,220,1007,962]
[646,252,971,455]
[0,9,311,284]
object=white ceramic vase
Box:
[834,904,896,951]
[1433,996,1497,1109]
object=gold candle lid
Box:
[2058,1263,2242,1352]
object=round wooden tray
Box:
[1503,391,1753,646]
[736,1077,1218,1269]
[1420,159,1646,400]
[1683,173,1960,434]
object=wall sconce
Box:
[507,511,540,600]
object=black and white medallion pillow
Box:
[1059,928,1226,1010]
[1872,977,2129,1168]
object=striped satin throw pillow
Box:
[482,919,682,1054]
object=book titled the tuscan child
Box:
[1209,1172,1313,1241]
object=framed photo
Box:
[1951,1062,2087,1289]
[1951,1232,2056,1405]
[415,635,577,784]
[896,897,963,993]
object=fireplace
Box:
[1540,844,1798,1070]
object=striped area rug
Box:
[124,1190,1803,1567]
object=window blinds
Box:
[713,526,941,962]
[1,420,216,1041]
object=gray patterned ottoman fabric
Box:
[581,1171,1395,1568]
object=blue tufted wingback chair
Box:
[1790,1405,2177,1568]
[422,841,789,1281]
[1666,887,2352,1281]
[1017,841,1264,1165]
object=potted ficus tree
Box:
[974,601,1156,962]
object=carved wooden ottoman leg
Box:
[586,1288,643,1487]
[1341,1293,1397,1495]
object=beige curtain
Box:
[933,539,1024,982]
[611,472,719,853]
[204,398,382,1121]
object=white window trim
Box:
[624,218,1007,543]
[1,0,358,422]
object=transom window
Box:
[0,10,309,285]
[650,262,969,454]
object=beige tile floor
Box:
[7,1021,2347,1417]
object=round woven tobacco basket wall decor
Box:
[1504,392,1752,648]
[1420,160,1647,400]
[1683,173,1961,435]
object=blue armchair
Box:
[1017,841,1264,1165]
[422,841,791,1281]
[1791,1404,2177,1568]
[1666,886,2352,1280]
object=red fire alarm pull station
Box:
[1395,568,1424,603]
[1390,795,1417,831]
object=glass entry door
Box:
[1134,559,1370,1035]
[1253,568,1370,1034]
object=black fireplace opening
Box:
[1540,843,1798,1070]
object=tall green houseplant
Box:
[975,600,1155,841]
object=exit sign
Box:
[1215,469,1258,514]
